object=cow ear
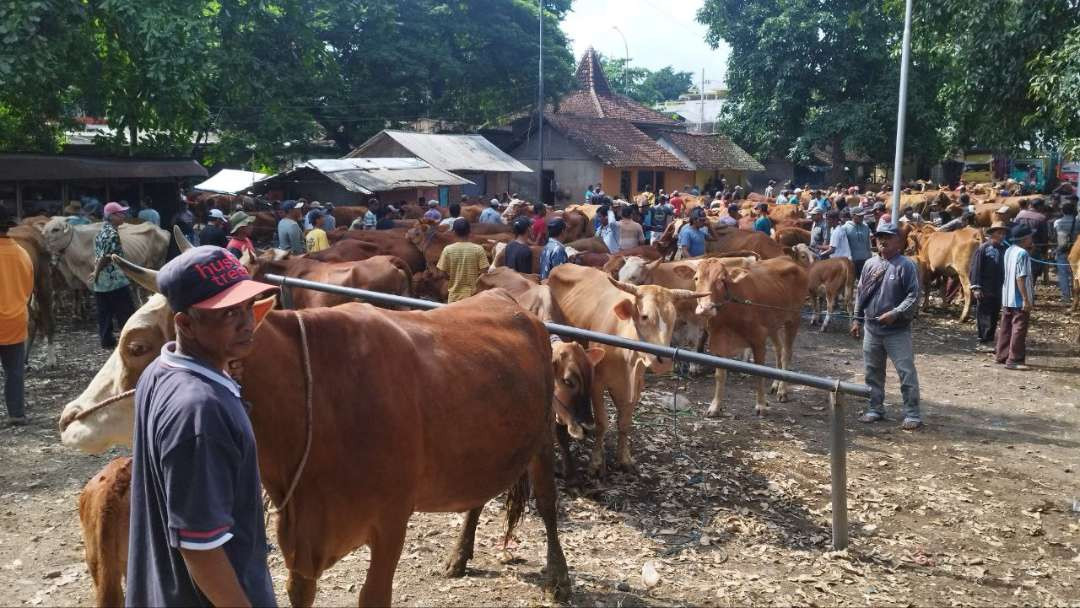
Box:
[672,265,695,280]
[585,347,606,367]
[613,298,635,320]
[253,294,276,330]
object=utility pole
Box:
[700,68,706,132]
[612,26,629,95]
[889,0,914,223]
[537,0,544,205]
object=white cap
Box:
[490,198,500,206]
[209,208,227,221]
[428,200,438,207]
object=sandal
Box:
[901,419,924,431]
[858,412,883,423]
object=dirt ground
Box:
[1,286,1079,607]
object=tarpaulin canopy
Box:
[259,158,472,195]
[193,169,270,194]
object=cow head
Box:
[607,277,708,374]
[690,258,748,318]
[58,247,275,454]
[550,340,605,440]
[617,256,661,285]
[791,243,815,268]
[41,217,76,255]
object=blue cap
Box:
[1010,224,1033,241]
[282,200,302,212]
[157,246,276,312]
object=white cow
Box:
[41,218,169,291]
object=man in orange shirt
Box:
[0,206,34,425]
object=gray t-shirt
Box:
[277,217,305,254]
[126,343,275,607]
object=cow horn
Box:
[112,255,160,293]
[672,288,711,300]
[607,276,639,296]
[172,225,193,253]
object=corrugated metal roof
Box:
[0,154,207,181]
[348,130,533,173]
[193,169,270,194]
[269,158,472,194]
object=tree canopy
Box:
[599,56,694,106]
[0,0,575,168]
[698,0,1080,173]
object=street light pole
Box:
[611,26,629,95]
[537,0,545,205]
[889,0,914,223]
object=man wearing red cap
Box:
[90,202,136,349]
[126,245,278,606]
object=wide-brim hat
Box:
[229,211,256,233]
[988,221,1009,232]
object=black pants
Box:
[0,342,25,418]
[854,258,868,281]
[95,286,135,349]
[975,295,1001,343]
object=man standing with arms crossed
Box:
[0,206,33,425]
[126,245,278,606]
[969,221,1009,350]
[851,223,923,430]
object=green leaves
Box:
[0,0,575,166]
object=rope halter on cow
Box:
[271,310,314,514]
[60,388,137,430]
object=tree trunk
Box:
[128,123,138,157]
[828,134,845,186]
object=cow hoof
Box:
[705,406,722,418]
[755,407,768,417]
[588,460,606,479]
[543,572,572,604]
[776,392,789,403]
[616,460,638,475]
[443,559,468,578]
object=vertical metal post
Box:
[15,181,23,221]
[279,285,294,310]
[889,0,914,222]
[537,0,544,206]
[830,390,849,550]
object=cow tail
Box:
[503,474,530,548]
[390,256,413,297]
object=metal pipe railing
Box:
[264,274,871,398]
[263,273,867,549]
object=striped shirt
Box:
[437,241,490,302]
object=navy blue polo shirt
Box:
[126,342,275,607]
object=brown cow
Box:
[78,457,131,607]
[547,264,707,475]
[710,228,788,259]
[791,244,855,331]
[331,205,369,228]
[305,239,381,263]
[690,256,808,416]
[243,251,412,308]
[405,223,510,268]
[62,268,573,606]
[775,226,811,248]
[909,226,981,320]
[412,267,448,301]
[9,224,55,366]
[565,237,610,254]
[339,229,427,273]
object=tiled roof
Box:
[661,132,765,172]
[545,115,690,170]
[554,48,681,126]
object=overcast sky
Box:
[560,0,731,89]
